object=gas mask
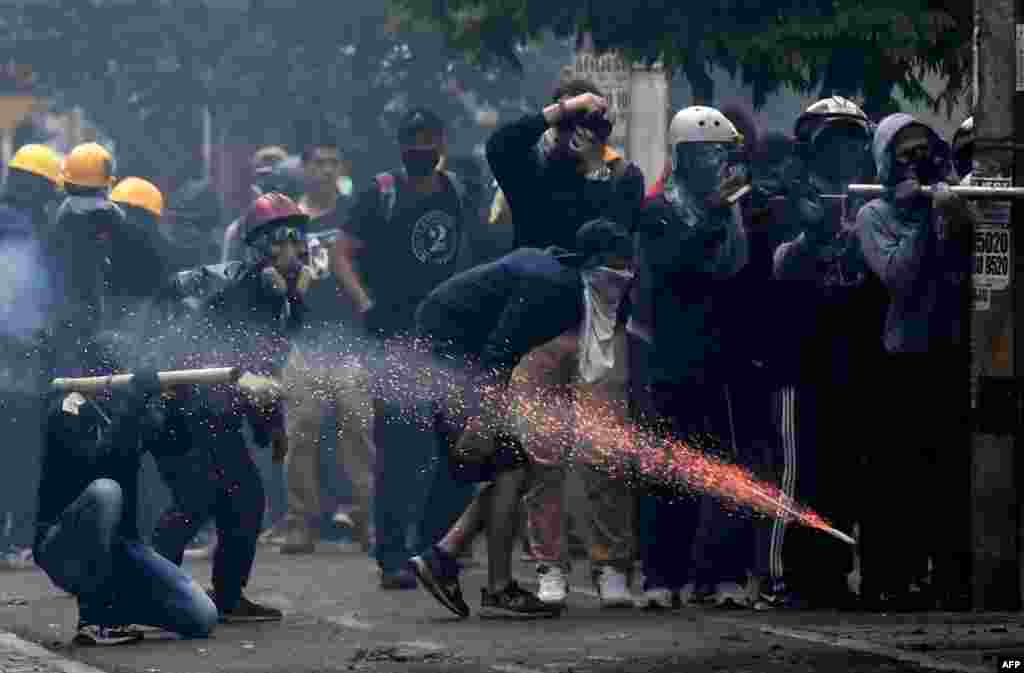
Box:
[672,142,732,198]
[401,148,441,178]
[813,134,869,192]
[892,144,944,186]
[578,266,635,384]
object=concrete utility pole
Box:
[971,0,1019,610]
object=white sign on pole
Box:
[971,176,1012,291]
[974,286,992,311]
[571,49,631,152]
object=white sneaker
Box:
[636,586,673,610]
[595,566,633,608]
[536,565,568,605]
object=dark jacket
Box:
[771,198,888,384]
[33,387,157,551]
[486,113,645,250]
[415,246,583,419]
[148,261,304,448]
[629,194,748,385]
[856,113,968,353]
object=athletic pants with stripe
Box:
[761,380,857,596]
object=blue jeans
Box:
[372,399,474,572]
[34,479,217,637]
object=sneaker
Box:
[380,567,418,590]
[73,623,144,646]
[595,566,632,608]
[753,580,807,611]
[280,525,316,555]
[183,541,216,560]
[536,564,568,606]
[208,590,283,623]
[636,586,673,610]
[258,519,289,546]
[410,548,470,618]
[480,581,561,619]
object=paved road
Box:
[0,545,1014,673]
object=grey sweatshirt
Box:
[855,113,969,353]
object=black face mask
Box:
[402,149,440,178]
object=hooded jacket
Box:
[486,113,645,251]
[855,113,968,353]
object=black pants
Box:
[151,428,265,612]
[629,335,751,589]
[859,350,970,601]
[774,379,859,599]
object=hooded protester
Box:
[486,79,644,251]
[0,144,63,552]
[628,106,751,609]
[409,218,634,619]
[855,113,972,611]
[148,192,313,624]
[764,97,884,610]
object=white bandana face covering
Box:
[578,266,634,383]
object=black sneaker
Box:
[479,581,561,619]
[208,590,283,623]
[380,567,418,590]
[410,547,470,618]
[73,622,144,646]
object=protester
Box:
[486,79,644,250]
[148,192,313,622]
[409,219,641,618]
[279,129,375,555]
[34,145,219,645]
[507,218,638,609]
[628,106,750,609]
[856,113,973,612]
[333,107,476,589]
[766,97,881,610]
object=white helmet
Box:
[794,95,869,142]
[669,106,742,146]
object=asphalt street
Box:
[1,544,1022,673]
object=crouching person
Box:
[34,369,218,646]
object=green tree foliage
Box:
[389,0,971,116]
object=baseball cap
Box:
[556,218,633,268]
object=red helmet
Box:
[241,192,308,247]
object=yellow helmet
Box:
[8,144,63,185]
[111,177,164,217]
[61,142,115,189]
